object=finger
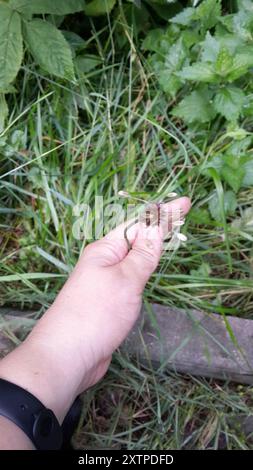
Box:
[83,197,191,266]
[120,223,163,288]
[106,196,191,242]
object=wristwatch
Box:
[0,378,63,449]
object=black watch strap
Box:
[0,378,63,449]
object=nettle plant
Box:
[0,0,180,131]
[143,0,253,219]
[144,0,253,125]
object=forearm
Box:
[0,336,82,425]
[0,288,111,450]
[0,416,34,450]
[0,302,93,449]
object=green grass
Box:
[1,11,253,449]
[73,355,253,450]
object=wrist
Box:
[0,334,83,424]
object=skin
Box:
[0,197,191,449]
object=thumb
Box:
[120,223,163,289]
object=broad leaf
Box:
[75,55,101,73]
[213,86,245,121]
[196,0,221,30]
[23,19,75,81]
[84,0,116,16]
[172,89,216,124]
[227,53,253,81]
[142,28,166,52]
[177,63,216,82]
[221,165,245,192]
[9,0,84,15]
[158,72,181,97]
[201,32,220,63]
[155,38,187,97]
[215,47,233,76]
[170,7,195,25]
[242,159,253,187]
[0,4,23,89]
[62,31,86,54]
[209,190,237,222]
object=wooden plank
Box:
[123,304,253,385]
[0,305,253,384]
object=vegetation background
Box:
[0,0,253,449]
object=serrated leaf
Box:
[75,55,101,73]
[196,0,221,30]
[233,10,253,41]
[155,38,187,97]
[201,32,220,63]
[142,28,165,52]
[221,165,245,192]
[84,0,116,16]
[164,38,186,69]
[238,0,253,12]
[209,190,237,222]
[62,31,86,55]
[227,53,253,81]
[9,0,84,15]
[242,159,253,187]
[23,19,75,81]
[177,63,216,82]
[0,4,23,89]
[221,9,253,41]
[213,86,245,121]
[172,89,216,124]
[158,72,181,97]
[215,47,233,76]
[170,7,195,25]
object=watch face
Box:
[33,409,63,450]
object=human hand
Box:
[0,197,191,426]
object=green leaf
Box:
[221,165,245,192]
[242,159,253,187]
[142,28,165,52]
[196,0,221,30]
[213,86,245,121]
[227,53,253,81]
[23,19,75,81]
[233,10,253,41]
[0,94,8,133]
[75,55,101,73]
[221,9,253,41]
[190,262,212,277]
[170,7,195,26]
[9,0,84,15]
[201,32,220,63]
[190,208,211,225]
[177,63,216,82]
[215,47,233,76]
[238,0,253,12]
[172,89,216,124]
[155,38,187,97]
[158,72,181,97]
[62,31,86,55]
[209,190,237,221]
[0,4,23,89]
[84,0,116,16]
[164,38,186,70]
